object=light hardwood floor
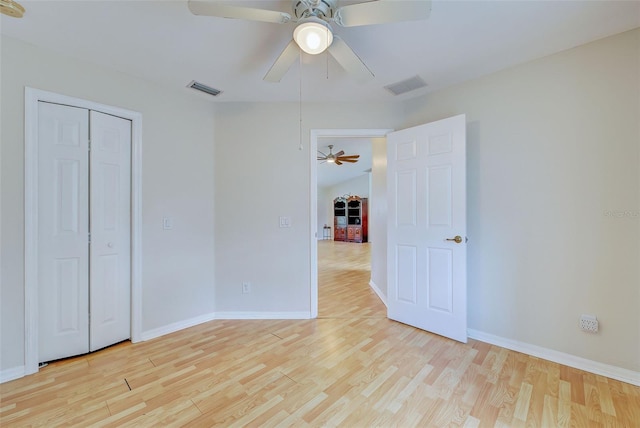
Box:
[1,240,639,426]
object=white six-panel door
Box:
[89,111,132,352]
[386,114,467,343]
[38,102,91,361]
[38,102,131,362]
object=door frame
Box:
[23,87,143,375]
[309,128,392,318]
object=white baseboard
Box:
[116,311,313,343]
[1,365,25,384]
[369,279,388,307]
[467,329,640,386]
[4,311,308,383]
[214,311,311,320]
[140,312,217,342]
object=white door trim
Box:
[309,128,392,318]
[24,87,143,375]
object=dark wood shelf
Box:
[334,196,368,243]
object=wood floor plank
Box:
[557,379,572,427]
[2,240,639,427]
[513,382,533,422]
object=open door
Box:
[386,115,467,342]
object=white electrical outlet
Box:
[242,282,251,294]
[580,314,598,333]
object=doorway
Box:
[309,128,392,318]
[310,117,468,343]
[24,88,143,375]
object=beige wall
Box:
[213,102,403,314]
[1,36,217,372]
[326,174,370,201]
[369,137,388,298]
[317,186,332,239]
[401,28,639,371]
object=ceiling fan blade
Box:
[327,36,374,82]
[335,0,431,27]
[317,156,327,160]
[334,150,345,157]
[317,151,327,157]
[188,1,291,24]
[337,155,360,160]
[338,158,359,163]
[264,40,300,82]
[335,159,343,165]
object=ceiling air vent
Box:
[384,75,427,96]
[187,80,222,97]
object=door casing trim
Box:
[24,87,143,375]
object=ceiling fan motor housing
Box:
[294,0,336,20]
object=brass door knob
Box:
[445,235,463,244]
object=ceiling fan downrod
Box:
[294,0,335,21]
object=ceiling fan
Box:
[188,0,431,82]
[318,145,360,165]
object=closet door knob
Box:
[445,236,463,244]
[107,242,114,248]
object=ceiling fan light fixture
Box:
[293,18,333,55]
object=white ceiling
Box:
[317,137,372,188]
[2,1,639,103]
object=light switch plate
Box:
[279,216,291,228]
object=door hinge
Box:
[88,139,91,151]
[88,232,91,244]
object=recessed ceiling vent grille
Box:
[384,75,427,96]
[187,80,222,97]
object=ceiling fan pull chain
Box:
[326,31,330,79]
[299,51,304,151]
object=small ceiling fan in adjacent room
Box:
[187,0,432,82]
[318,145,360,165]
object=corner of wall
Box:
[369,280,388,307]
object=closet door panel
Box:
[89,111,132,352]
[38,102,90,362]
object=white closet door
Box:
[89,111,132,352]
[38,102,90,361]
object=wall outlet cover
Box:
[580,314,599,333]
